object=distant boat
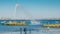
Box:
[2,21,28,26]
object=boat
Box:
[2,21,28,26]
[43,24,60,28]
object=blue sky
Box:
[0,0,60,19]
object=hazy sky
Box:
[0,0,60,19]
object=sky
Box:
[0,0,60,19]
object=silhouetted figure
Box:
[20,28,22,34]
[24,28,27,34]
[29,29,31,34]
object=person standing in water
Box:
[24,28,27,34]
[20,28,22,34]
